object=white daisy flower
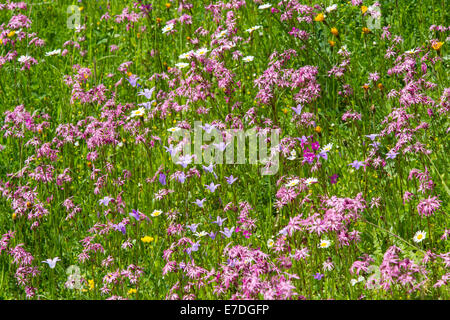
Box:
[179,51,194,59]
[130,107,145,118]
[258,4,272,10]
[413,230,426,243]
[318,239,331,248]
[195,47,209,56]
[194,231,208,238]
[151,209,163,217]
[215,30,228,39]
[242,56,254,62]
[287,149,296,160]
[267,238,274,248]
[305,177,318,185]
[285,179,300,188]
[162,23,174,34]
[167,127,180,133]
[45,49,61,56]
[175,62,189,69]
[326,4,338,13]
[246,25,262,33]
[321,143,333,152]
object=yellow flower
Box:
[362,27,370,34]
[361,5,368,14]
[128,288,137,295]
[165,3,171,9]
[127,71,133,77]
[0,38,2,45]
[7,31,15,38]
[141,236,154,243]
[314,13,325,22]
[331,27,338,36]
[315,126,322,133]
[432,41,443,51]
[79,6,84,11]
[282,108,288,114]
[12,213,17,220]
[88,279,95,290]
[328,40,336,47]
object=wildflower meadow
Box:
[0,0,448,301]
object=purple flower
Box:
[212,216,227,226]
[193,198,206,208]
[314,273,324,280]
[205,182,220,193]
[220,227,235,238]
[365,134,379,141]
[163,144,180,157]
[186,242,200,255]
[129,209,140,221]
[348,160,365,170]
[200,123,216,134]
[177,172,187,183]
[186,223,201,233]
[177,154,194,168]
[128,75,140,87]
[98,196,114,206]
[386,150,398,159]
[292,104,303,115]
[318,151,328,160]
[213,142,229,152]
[159,173,166,186]
[329,174,339,184]
[225,175,238,185]
[139,101,155,110]
[113,222,126,235]
[202,163,217,179]
[209,231,217,240]
[297,135,308,145]
[138,87,155,99]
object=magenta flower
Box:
[329,174,339,184]
[417,196,441,217]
